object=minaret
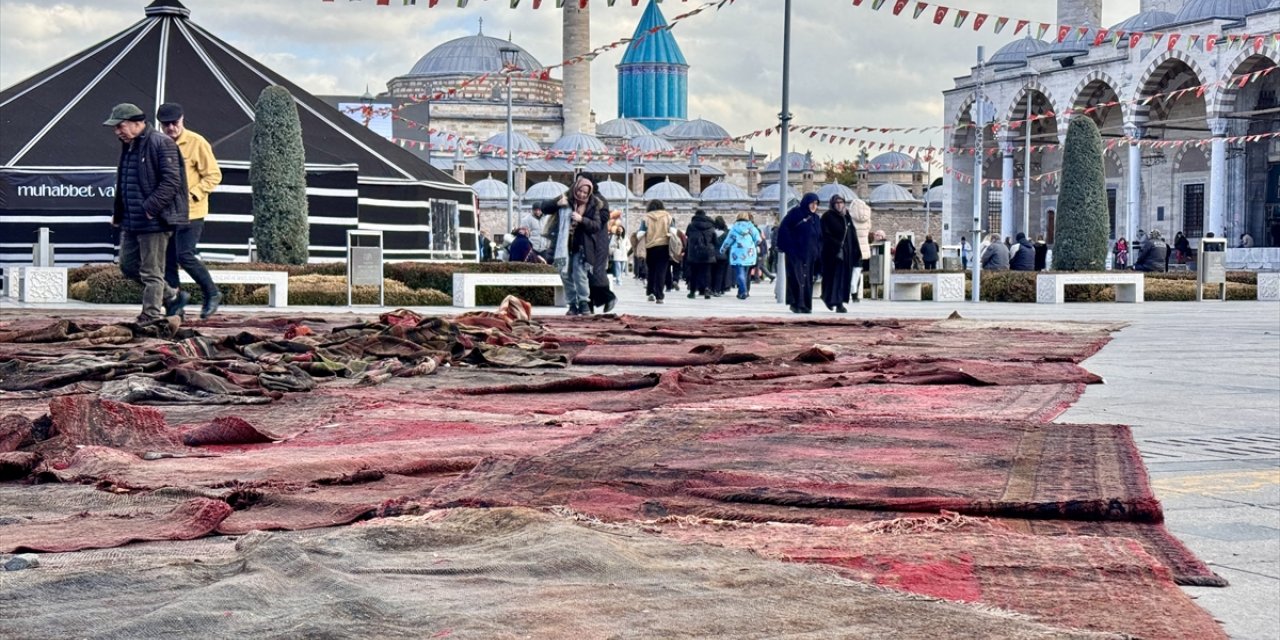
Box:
[562,3,593,135]
[801,151,815,195]
[452,146,467,184]
[746,149,760,197]
[688,149,702,197]
[1057,0,1101,27]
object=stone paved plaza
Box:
[4,280,1278,639]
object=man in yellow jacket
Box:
[158,102,223,319]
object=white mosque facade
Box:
[942,0,1280,250]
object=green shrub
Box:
[1053,116,1110,271]
[67,263,119,285]
[284,275,448,306]
[250,85,309,265]
[978,271,1039,302]
[69,266,268,306]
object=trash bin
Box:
[941,245,960,271]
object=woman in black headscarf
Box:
[893,235,916,271]
[776,192,822,314]
[820,194,861,313]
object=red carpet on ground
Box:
[0,309,1223,638]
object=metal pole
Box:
[505,77,514,234]
[1023,93,1032,238]
[971,46,985,303]
[425,96,431,158]
[775,0,793,304]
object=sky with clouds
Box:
[1,0,1143,165]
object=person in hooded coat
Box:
[684,209,719,299]
[893,236,916,271]
[777,193,822,313]
[1010,232,1036,271]
[720,212,762,299]
[541,172,613,315]
[819,194,862,313]
[711,215,732,296]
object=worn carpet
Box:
[0,308,1225,639]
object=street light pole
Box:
[500,47,520,235]
[775,0,793,304]
[971,46,987,303]
[623,135,632,234]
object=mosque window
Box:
[1183,184,1205,237]
[987,190,1002,236]
[1107,188,1117,239]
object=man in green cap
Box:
[104,102,190,322]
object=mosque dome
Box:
[867,151,921,172]
[869,183,919,205]
[522,179,568,203]
[1110,10,1176,33]
[643,178,693,202]
[484,131,541,154]
[1174,0,1269,23]
[627,134,675,154]
[755,183,800,206]
[597,117,652,138]
[764,151,810,173]
[656,118,731,142]
[923,185,945,210]
[408,33,542,77]
[551,131,609,154]
[471,175,511,199]
[988,36,1051,69]
[1267,0,1280,9]
[596,179,631,202]
[700,180,752,203]
[816,182,858,204]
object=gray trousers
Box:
[120,229,177,320]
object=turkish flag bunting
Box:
[932,6,947,24]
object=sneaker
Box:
[647,293,656,302]
[200,292,222,320]
[836,304,848,313]
[737,293,747,300]
[163,290,190,318]
[703,294,711,299]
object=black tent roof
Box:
[0,0,466,192]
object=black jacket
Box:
[1010,239,1036,271]
[113,125,188,234]
[684,213,719,264]
[919,240,939,263]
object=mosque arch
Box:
[1002,81,1058,124]
[950,94,977,150]
[1069,71,1127,126]
[1207,50,1280,116]
[1133,51,1209,123]
[1172,144,1210,174]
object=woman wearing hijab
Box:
[776,193,822,314]
[541,172,613,315]
[819,195,861,313]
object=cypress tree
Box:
[250,85,309,265]
[1051,116,1109,271]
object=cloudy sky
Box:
[1,0,1143,164]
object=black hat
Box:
[156,102,184,123]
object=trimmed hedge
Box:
[67,261,554,306]
[1053,116,1110,271]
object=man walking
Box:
[158,102,222,319]
[105,103,190,322]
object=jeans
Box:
[164,219,217,298]
[612,260,626,282]
[120,229,177,320]
[570,250,588,305]
[733,265,750,297]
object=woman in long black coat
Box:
[893,236,916,271]
[819,195,861,313]
[777,193,822,314]
[684,209,719,298]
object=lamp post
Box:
[775,0,793,305]
[971,46,989,303]
[499,47,520,234]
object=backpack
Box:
[667,229,684,261]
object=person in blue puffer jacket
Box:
[720,212,763,300]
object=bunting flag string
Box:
[849,0,1278,54]
[356,0,732,115]
[323,0,711,6]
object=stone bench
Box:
[452,272,565,308]
[1036,272,1144,304]
[889,272,965,302]
[184,269,289,307]
[2,266,68,303]
[1258,272,1280,301]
